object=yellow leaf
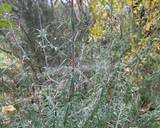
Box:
[91,23,104,39]
[144,22,152,31]
[127,0,132,6]
[2,105,16,116]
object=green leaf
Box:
[0,3,12,16]
[0,20,16,29]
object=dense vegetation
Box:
[0,0,160,127]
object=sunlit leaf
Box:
[0,20,16,29]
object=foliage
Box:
[0,2,16,29]
[0,0,160,128]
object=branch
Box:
[43,65,93,75]
[0,47,12,55]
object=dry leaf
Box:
[73,0,82,22]
[2,118,11,125]
[2,105,16,116]
[139,102,155,114]
[144,22,152,31]
[124,67,131,73]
